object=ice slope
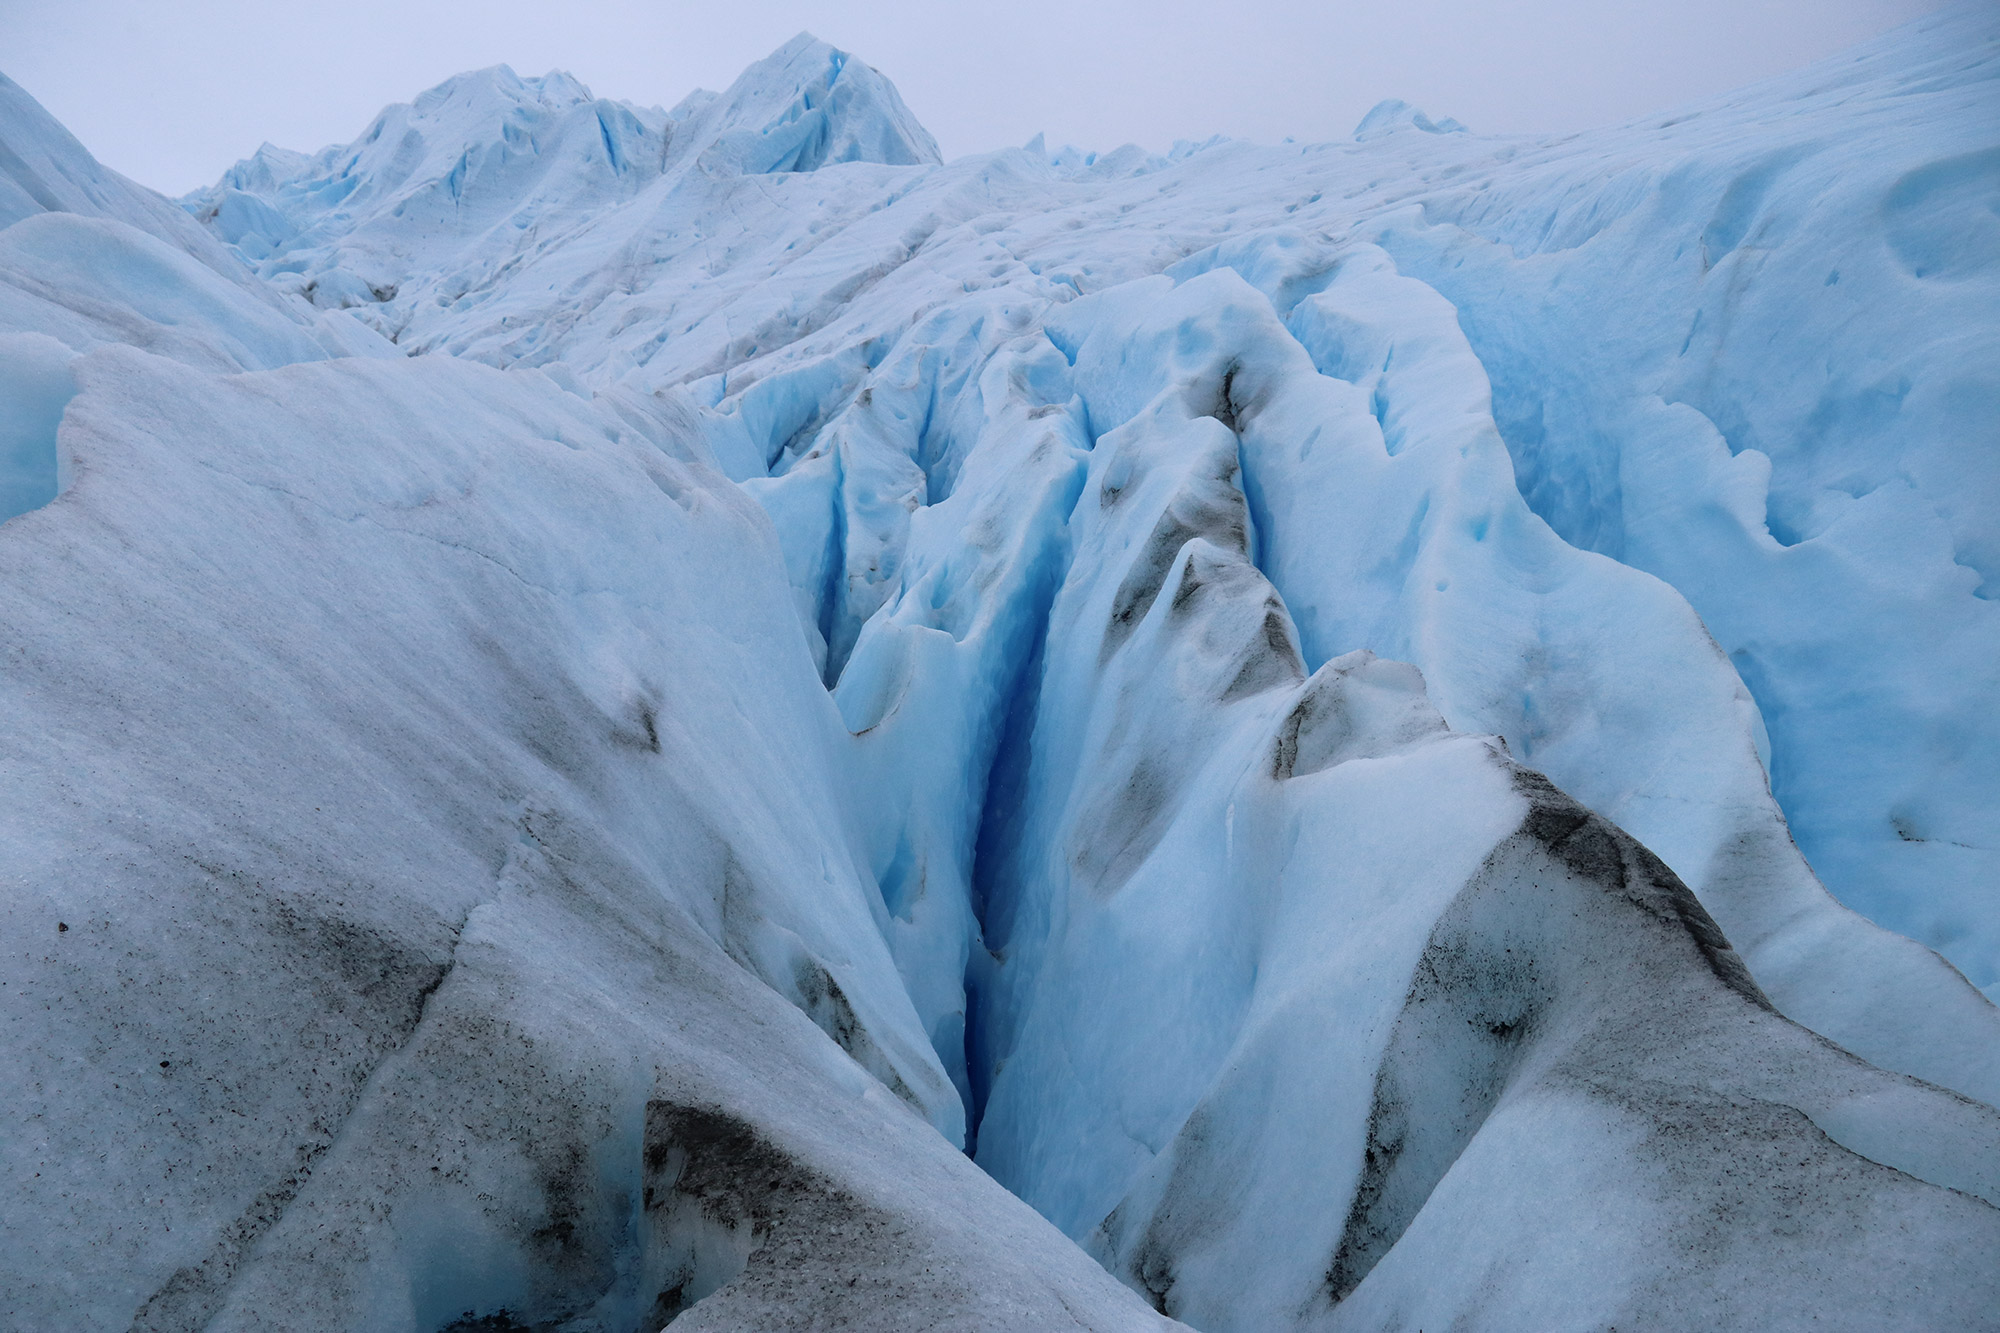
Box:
[1,72,256,261]
[0,71,1174,1332]
[1362,19,2000,999]
[0,9,1993,1330]
[0,341,1175,1331]
[0,72,390,523]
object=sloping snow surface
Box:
[2,11,1997,1331]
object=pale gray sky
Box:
[0,0,1954,196]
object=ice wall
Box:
[1366,18,2000,996]
[180,11,2000,1010]
[1,9,1996,1329]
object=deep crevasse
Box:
[3,10,1998,1331]
[716,232,2000,1125]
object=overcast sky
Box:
[0,0,1953,196]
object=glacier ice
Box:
[962,275,1999,1323]
[0,334,1168,1332]
[2,6,1998,1329]
[0,71,393,524]
[1353,26,2000,1011]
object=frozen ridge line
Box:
[0,9,1996,1330]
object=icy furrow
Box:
[0,342,1172,1329]
[1368,105,2000,996]
[3,12,1998,1329]
[945,269,2000,1326]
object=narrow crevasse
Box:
[734,233,2000,1325]
[708,244,2000,1320]
[757,237,2000,1135]
[948,256,1999,1328]
[6,14,2000,1331]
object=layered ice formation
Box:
[3,9,1997,1330]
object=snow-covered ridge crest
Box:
[1351,98,1468,140]
[0,72,241,261]
[684,31,941,176]
[179,32,940,351]
[181,63,672,310]
[0,70,392,522]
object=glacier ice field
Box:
[2,8,1998,1330]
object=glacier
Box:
[1,7,1997,1330]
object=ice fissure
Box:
[4,11,1999,1331]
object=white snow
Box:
[1,6,1997,1329]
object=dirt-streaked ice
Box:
[2,8,1996,1330]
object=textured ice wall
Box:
[2,9,1997,1329]
[187,10,2000,1006]
[0,67,1174,1332]
[0,338,1173,1333]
